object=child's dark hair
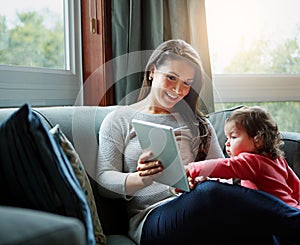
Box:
[226,106,284,159]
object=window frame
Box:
[0,0,83,108]
[204,0,300,105]
[213,74,300,103]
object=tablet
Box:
[132,119,190,192]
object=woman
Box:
[97,39,300,244]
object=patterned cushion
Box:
[50,124,106,245]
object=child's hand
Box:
[188,175,197,190]
[185,167,208,190]
[185,168,198,190]
[195,176,209,183]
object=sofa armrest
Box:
[0,206,86,245]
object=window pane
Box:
[205,0,300,74]
[0,0,65,69]
[215,102,300,133]
[0,1,82,107]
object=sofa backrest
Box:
[0,106,118,181]
[1,104,299,178]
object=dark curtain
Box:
[111,0,214,112]
[111,0,164,105]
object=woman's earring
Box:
[149,76,152,81]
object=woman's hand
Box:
[125,151,163,196]
[137,151,163,186]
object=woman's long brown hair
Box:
[137,39,211,160]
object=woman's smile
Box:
[165,90,179,100]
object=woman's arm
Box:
[96,111,130,198]
[97,111,163,197]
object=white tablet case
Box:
[132,119,190,192]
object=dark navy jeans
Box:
[141,181,300,245]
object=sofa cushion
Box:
[50,124,106,245]
[106,235,136,245]
[0,206,86,245]
[0,104,95,245]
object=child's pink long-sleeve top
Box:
[189,153,300,208]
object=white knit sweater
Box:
[96,106,224,244]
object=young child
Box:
[187,106,300,209]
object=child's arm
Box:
[187,153,260,182]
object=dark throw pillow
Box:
[0,104,95,245]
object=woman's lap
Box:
[140,181,300,245]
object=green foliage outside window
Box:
[215,102,300,133]
[224,36,300,74]
[214,26,300,133]
[0,11,64,69]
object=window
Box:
[0,0,82,107]
[205,0,300,132]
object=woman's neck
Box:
[130,98,172,114]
